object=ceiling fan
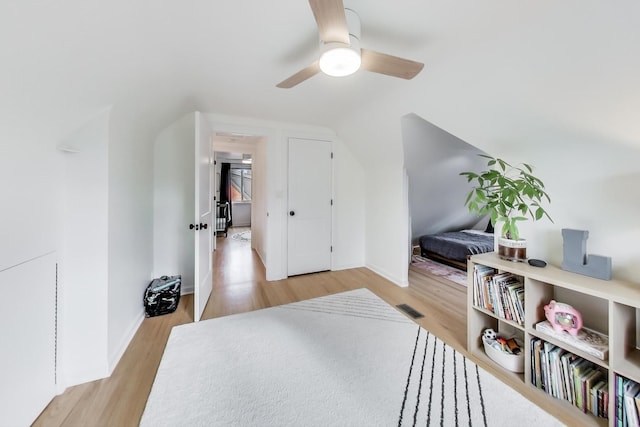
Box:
[276,0,424,88]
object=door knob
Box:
[200,223,208,230]
[289,211,295,216]
[189,224,199,230]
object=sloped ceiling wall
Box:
[402,113,489,241]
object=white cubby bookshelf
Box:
[467,252,640,427]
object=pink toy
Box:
[544,300,583,336]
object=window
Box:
[229,167,252,201]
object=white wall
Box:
[153,113,196,293]
[364,164,408,285]
[476,133,640,280]
[253,138,268,262]
[331,137,365,271]
[0,102,60,424]
[0,101,157,419]
[55,105,156,387]
[335,102,414,286]
[0,253,57,425]
[57,110,110,385]
[0,132,58,272]
[231,202,251,227]
[106,106,155,373]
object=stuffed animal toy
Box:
[482,328,497,343]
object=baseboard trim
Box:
[108,309,145,374]
[331,262,365,271]
[366,263,409,287]
[63,366,110,389]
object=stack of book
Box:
[473,264,525,325]
[615,375,640,426]
[530,338,608,419]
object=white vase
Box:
[498,236,527,262]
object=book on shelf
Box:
[531,338,544,390]
[617,375,624,427]
[549,346,566,399]
[561,351,578,405]
[614,375,629,427]
[573,360,591,411]
[532,338,608,419]
[591,380,607,417]
[634,389,640,425]
[542,340,554,394]
[535,320,609,360]
[569,358,585,406]
[582,369,604,413]
[472,265,496,309]
[623,378,640,426]
[472,265,524,326]
[613,374,640,426]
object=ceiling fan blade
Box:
[360,48,424,80]
[308,0,350,44]
[276,61,321,88]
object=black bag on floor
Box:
[144,275,181,317]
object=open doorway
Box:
[214,151,252,241]
[212,132,267,285]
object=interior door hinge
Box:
[330,246,333,252]
[330,152,333,159]
[214,160,217,165]
[330,199,333,206]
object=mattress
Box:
[419,230,494,262]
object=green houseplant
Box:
[460,155,552,261]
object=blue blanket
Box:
[419,231,494,262]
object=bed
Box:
[418,229,494,270]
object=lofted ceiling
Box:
[1,1,639,155]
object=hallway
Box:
[205,226,267,316]
[214,227,262,289]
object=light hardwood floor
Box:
[34,228,575,426]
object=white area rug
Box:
[141,289,562,426]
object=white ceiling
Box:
[2,1,639,154]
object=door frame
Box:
[204,114,337,281]
[286,137,333,276]
[193,111,213,322]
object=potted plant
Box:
[460,155,552,261]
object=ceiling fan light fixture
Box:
[276,5,423,88]
[319,40,361,77]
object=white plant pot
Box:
[498,237,527,262]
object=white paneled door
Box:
[194,112,213,321]
[287,138,332,276]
